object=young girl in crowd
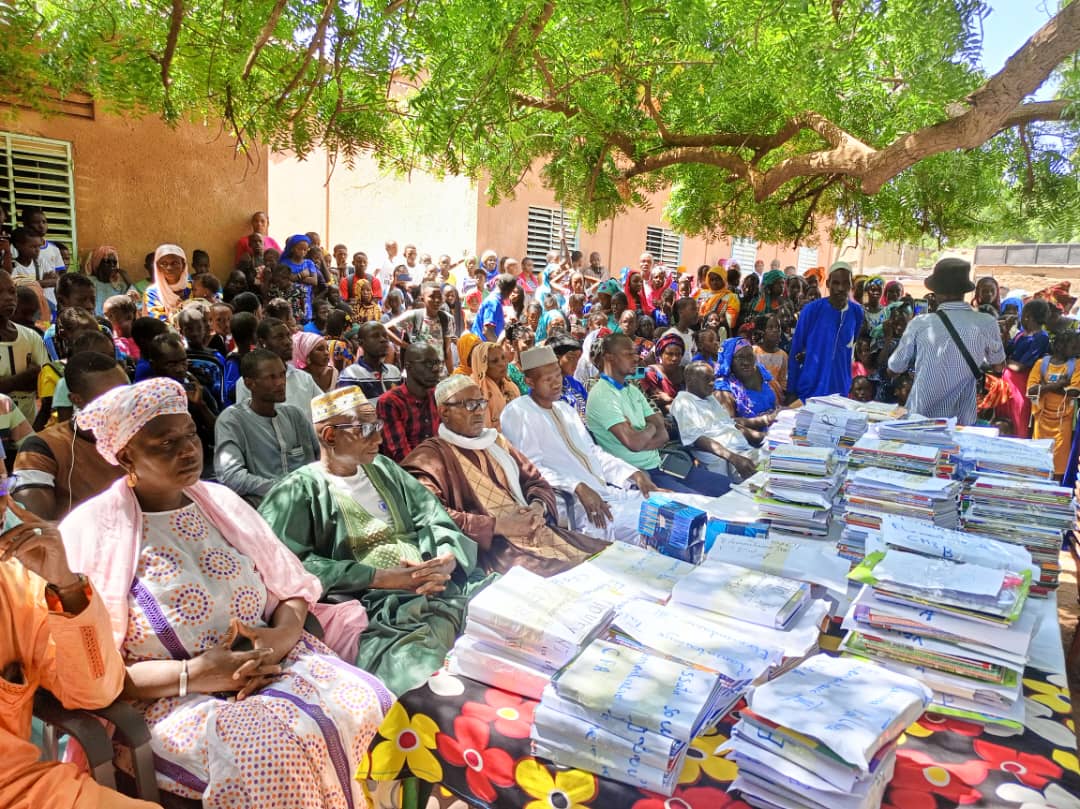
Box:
[104,294,139,361]
[693,327,720,370]
[753,313,789,392]
[849,375,876,403]
[207,300,234,354]
[999,298,1050,439]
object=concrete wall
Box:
[1,105,268,280]
[269,148,479,262]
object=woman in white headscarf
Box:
[142,244,191,321]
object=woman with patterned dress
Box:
[60,378,390,809]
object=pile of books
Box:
[840,532,1035,730]
[806,394,906,422]
[670,561,812,629]
[756,445,842,537]
[874,418,960,477]
[848,436,947,476]
[729,654,930,809]
[954,433,1057,480]
[962,474,1074,595]
[549,540,695,603]
[532,639,749,794]
[446,566,616,699]
[765,408,798,450]
[791,400,868,449]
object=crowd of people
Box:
[1,204,1079,808]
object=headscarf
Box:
[536,309,567,343]
[698,266,738,323]
[805,266,825,286]
[84,245,119,277]
[1000,296,1024,318]
[646,268,670,309]
[292,331,325,370]
[881,280,904,306]
[469,341,519,428]
[454,332,482,375]
[623,269,654,315]
[151,244,189,316]
[1033,281,1076,313]
[78,377,189,465]
[350,278,383,322]
[596,279,621,298]
[714,337,775,417]
[750,269,786,314]
[282,234,312,265]
[653,332,686,362]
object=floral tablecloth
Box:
[359,667,1080,809]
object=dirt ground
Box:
[868,262,1080,304]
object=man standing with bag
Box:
[887,257,1005,424]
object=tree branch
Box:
[275,0,337,107]
[160,0,184,91]
[241,0,288,81]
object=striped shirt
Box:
[887,302,1005,425]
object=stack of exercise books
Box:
[446,566,616,699]
[848,435,947,476]
[953,433,1057,480]
[765,408,798,450]
[756,445,842,537]
[549,540,696,603]
[532,639,749,795]
[670,561,812,630]
[840,535,1034,730]
[806,394,906,422]
[729,654,930,809]
[791,400,868,449]
[961,474,1073,595]
[874,418,960,477]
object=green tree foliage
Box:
[1,0,1076,244]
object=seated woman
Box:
[293,331,338,392]
[60,378,389,808]
[639,332,685,416]
[469,340,520,428]
[714,337,780,444]
[142,244,191,323]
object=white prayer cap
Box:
[435,374,478,406]
[311,386,371,423]
[519,346,557,372]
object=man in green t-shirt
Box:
[585,332,730,496]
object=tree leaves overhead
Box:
[1,0,1076,244]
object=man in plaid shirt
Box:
[376,343,442,462]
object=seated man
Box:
[338,321,402,400]
[376,343,440,462]
[12,351,127,519]
[501,345,658,542]
[670,361,762,483]
[147,332,218,476]
[402,375,608,576]
[214,349,319,506]
[586,332,731,496]
[236,316,319,419]
[0,496,157,809]
[258,386,489,696]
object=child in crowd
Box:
[178,305,227,408]
[46,329,116,424]
[1027,330,1080,476]
[45,273,97,360]
[223,310,258,406]
[776,302,796,352]
[191,271,221,301]
[103,294,139,361]
[131,315,168,381]
[266,297,298,331]
[13,285,42,334]
[191,249,211,274]
[692,327,720,370]
[36,307,99,431]
[891,372,913,408]
[851,336,875,378]
[753,313,789,391]
[207,301,234,354]
[849,375,876,403]
[324,309,355,371]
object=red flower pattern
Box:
[461,688,537,739]
[887,750,984,806]
[912,714,983,737]
[632,786,750,809]
[436,716,516,802]
[973,739,1063,789]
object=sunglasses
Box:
[332,420,384,438]
[444,398,488,412]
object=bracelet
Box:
[179,660,189,698]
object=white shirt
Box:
[12,242,62,304]
[500,396,638,494]
[378,254,398,291]
[236,363,319,421]
[670,391,754,469]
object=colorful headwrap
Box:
[597,279,621,297]
[716,337,751,380]
[1000,296,1024,317]
[623,269,654,315]
[714,337,774,416]
[84,245,119,277]
[762,269,786,288]
[1033,281,1075,313]
[435,374,477,406]
[805,266,826,286]
[881,280,904,306]
[706,266,727,286]
[292,331,325,370]
[284,234,312,259]
[454,332,482,375]
[311,385,371,423]
[654,332,686,359]
[78,377,188,465]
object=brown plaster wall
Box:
[2,107,267,281]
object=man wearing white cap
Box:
[787,260,864,401]
[259,385,489,695]
[402,375,608,575]
[501,346,659,542]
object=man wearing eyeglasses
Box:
[402,375,608,577]
[259,385,489,696]
[376,343,442,462]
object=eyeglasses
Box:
[443,398,488,412]
[409,359,444,370]
[332,420,384,438]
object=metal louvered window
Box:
[645,226,682,266]
[730,236,758,268]
[0,133,77,256]
[526,206,578,264]
[797,246,819,274]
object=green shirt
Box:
[585,376,661,470]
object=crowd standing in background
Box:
[2,203,1080,807]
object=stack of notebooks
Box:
[729,654,930,809]
[670,561,812,630]
[791,401,868,449]
[549,540,695,603]
[756,445,842,537]
[532,639,750,794]
[874,418,960,477]
[840,538,1034,730]
[805,394,906,422]
[446,566,616,699]
[839,468,962,563]
[954,433,1057,480]
[961,474,1074,595]
[765,408,798,450]
[848,436,947,476]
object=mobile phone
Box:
[629,366,646,381]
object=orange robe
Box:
[0,560,156,809]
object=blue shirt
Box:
[471,291,505,341]
[788,297,864,400]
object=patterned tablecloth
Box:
[360,666,1080,809]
